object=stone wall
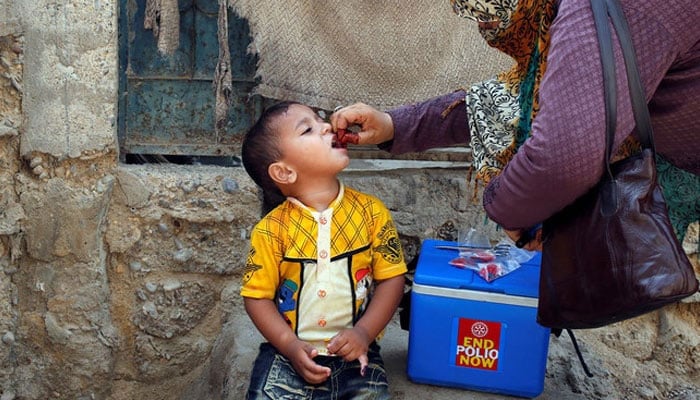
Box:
[0,1,698,400]
[0,29,23,400]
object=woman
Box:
[331,0,699,249]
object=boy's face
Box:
[274,104,350,180]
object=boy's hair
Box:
[242,101,300,208]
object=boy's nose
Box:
[322,122,333,134]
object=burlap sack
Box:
[230,0,513,110]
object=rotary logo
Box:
[471,321,488,337]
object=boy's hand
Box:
[326,326,370,375]
[281,339,331,384]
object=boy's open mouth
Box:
[332,141,347,149]
[332,129,359,149]
[332,133,347,149]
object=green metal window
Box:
[118,0,267,164]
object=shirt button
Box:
[319,216,327,225]
[317,289,327,298]
[318,318,327,327]
[319,250,328,259]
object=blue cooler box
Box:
[407,239,550,398]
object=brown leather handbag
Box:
[537,0,699,330]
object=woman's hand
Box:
[330,103,395,145]
[504,227,543,252]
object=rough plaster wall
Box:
[0,1,122,398]
[16,0,117,160]
[103,165,259,400]
[0,31,23,400]
[0,2,20,37]
[343,169,496,239]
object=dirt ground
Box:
[380,304,699,400]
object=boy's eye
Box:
[302,126,312,135]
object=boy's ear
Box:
[269,161,297,185]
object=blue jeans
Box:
[246,342,390,400]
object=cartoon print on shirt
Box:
[355,267,372,314]
[375,221,403,264]
[276,278,299,327]
[277,278,298,313]
[242,247,262,284]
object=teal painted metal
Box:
[118,0,262,160]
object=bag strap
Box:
[566,329,594,377]
[591,0,617,177]
[591,0,655,171]
[604,0,655,152]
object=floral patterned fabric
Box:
[450,0,557,186]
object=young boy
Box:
[240,101,407,399]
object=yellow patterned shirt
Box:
[241,183,407,354]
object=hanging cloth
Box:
[144,0,180,55]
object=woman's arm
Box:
[385,90,471,153]
[331,90,470,154]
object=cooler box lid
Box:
[414,239,542,298]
